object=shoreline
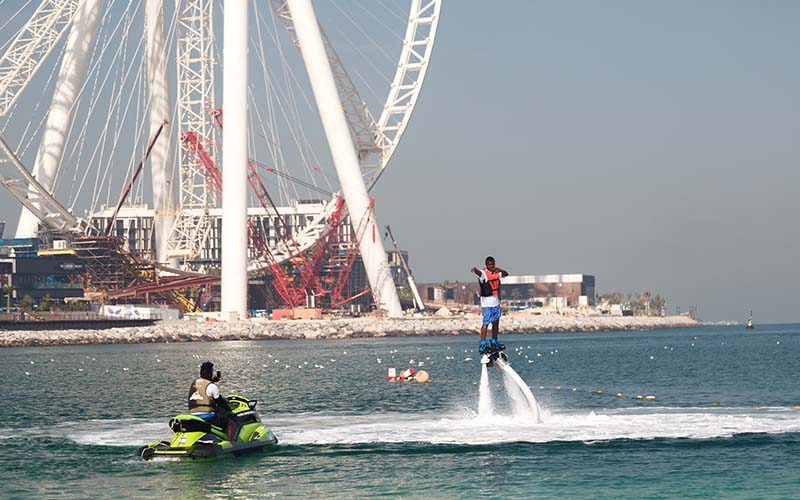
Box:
[0,314,702,348]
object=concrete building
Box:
[417,274,596,309]
[89,201,329,266]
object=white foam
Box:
[478,363,492,417]
[55,407,800,448]
[268,408,800,446]
[0,432,19,441]
[57,419,167,447]
[503,370,533,418]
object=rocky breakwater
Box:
[0,314,700,348]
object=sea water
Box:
[3,324,800,499]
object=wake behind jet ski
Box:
[138,394,278,460]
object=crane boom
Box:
[385,225,425,312]
[105,120,168,235]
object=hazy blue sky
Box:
[1,1,797,323]
[371,1,799,323]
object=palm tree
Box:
[651,294,667,316]
[2,284,12,313]
[41,294,52,312]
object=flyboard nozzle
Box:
[483,351,509,368]
[494,355,508,369]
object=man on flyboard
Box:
[470,256,509,355]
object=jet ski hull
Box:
[138,433,278,460]
[138,395,278,460]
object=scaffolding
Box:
[71,236,151,292]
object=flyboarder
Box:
[471,256,509,354]
[188,361,235,441]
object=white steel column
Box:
[144,0,174,264]
[287,0,401,317]
[16,0,103,238]
[220,0,249,319]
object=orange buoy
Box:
[415,370,430,383]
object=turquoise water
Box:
[3,324,800,499]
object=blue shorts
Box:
[482,305,502,326]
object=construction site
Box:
[0,1,440,319]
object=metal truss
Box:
[0,132,90,234]
[0,0,81,116]
[269,0,442,188]
[370,0,441,188]
[167,0,216,261]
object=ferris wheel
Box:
[0,0,441,314]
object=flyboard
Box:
[481,345,541,423]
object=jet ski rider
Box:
[189,361,235,441]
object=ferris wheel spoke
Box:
[0,0,441,312]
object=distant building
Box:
[386,249,411,287]
[0,238,85,302]
[87,202,330,264]
[417,274,596,308]
[9,254,85,301]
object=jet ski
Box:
[138,394,278,460]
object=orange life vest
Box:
[479,268,501,298]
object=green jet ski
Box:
[138,394,278,460]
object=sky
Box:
[370,1,799,323]
[1,1,798,323]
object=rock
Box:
[0,314,700,347]
[435,307,452,317]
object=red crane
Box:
[180,130,306,308]
[211,109,326,299]
[329,198,375,308]
[205,108,379,311]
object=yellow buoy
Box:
[645,395,656,401]
[616,393,623,398]
[635,395,643,400]
[555,386,562,391]
[415,370,430,383]
[791,405,800,411]
[596,390,604,395]
[710,402,720,407]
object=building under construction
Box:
[0,1,441,317]
[0,199,399,314]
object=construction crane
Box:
[180,129,307,308]
[211,109,326,300]
[330,198,374,308]
[385,225,425,312]
[105,120,168,235]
